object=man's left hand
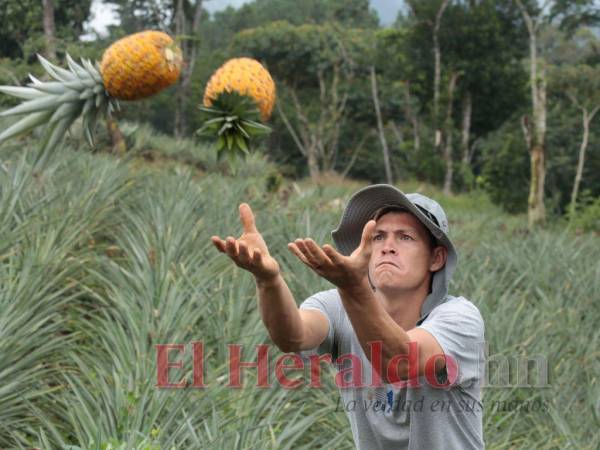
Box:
[287,219,376,291]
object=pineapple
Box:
[198,57,276,159]
[100,31,182,101]
[0,30,183,166]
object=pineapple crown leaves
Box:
[196,90,271,161]
[0,53,119,162]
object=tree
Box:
[373,28,426,176]
[42,0,57,60]
[108,0,173,35]
[515,0,549,228]
[174,0,203,138]
[441,70,460,194]
[551,64,600,219]
[432,0,449,142]
[442,0,528,192]
[370,65,393,183]
[405,0,450,191]
[231,21,372,179]
[0,0,92,59]
[514,0,600,228]
[204,0,379,53]
[480,24,600,216]
[386,0,528,191]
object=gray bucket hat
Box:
[331,184,458,318]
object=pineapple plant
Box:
[198,57,276,160]
[0,30,183,165]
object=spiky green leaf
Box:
[49,101,82,125]
[0,111,53,143]
[0,86,40,100]
[0,96,61,117]
[37,54,77,83]
[235,135,249,154]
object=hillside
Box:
[0,132,597,449]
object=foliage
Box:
[566,190,600,232]
[396,0,528,136]
[479,96,600,216]
[1,2,600,448]
[107,0,180,35]
[197,90,272,160]
[479,119,530,214]
[0,137,598,447]
[0,0,93,60]
[117,120,282,181]
[549,0,600,34]
[549,63,600,110]
[0,58,32,107]
[230,21,373,87]
[0,0,598,214]
[229,21,375,177]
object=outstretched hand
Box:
[211,203,280,282]
[287,220,376,291]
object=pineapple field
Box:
[1,0,599,449]
[0,123,598,449]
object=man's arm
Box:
[287,225,446,384]
[255,274,329,353]
[211,203,329,354]
[337,282,446,383]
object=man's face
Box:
[368,211,446,295]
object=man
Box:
[211,184,485,449]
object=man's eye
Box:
[373,235,383,241]
[400,235,413,241]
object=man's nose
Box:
[381,239,397,254]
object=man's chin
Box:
[373,267,403,280]
[372,277,409,292]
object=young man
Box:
[211,184,485,450]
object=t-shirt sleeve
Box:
[418,298,485,388]
[295,289,341,361]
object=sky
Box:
[84,0,403,37]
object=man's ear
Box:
[430,246,447,272]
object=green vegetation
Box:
[1,0,599,448]
[2,0,599,225]
[0,130,598,448]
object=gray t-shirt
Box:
[297,288,485,450]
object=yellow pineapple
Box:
[101,31,182,100]
[203,58,276,122]
[0,30,183,166]
[198,57,276,159]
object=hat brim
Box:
[331,185,457,268]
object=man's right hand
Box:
[211,203,280,282]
